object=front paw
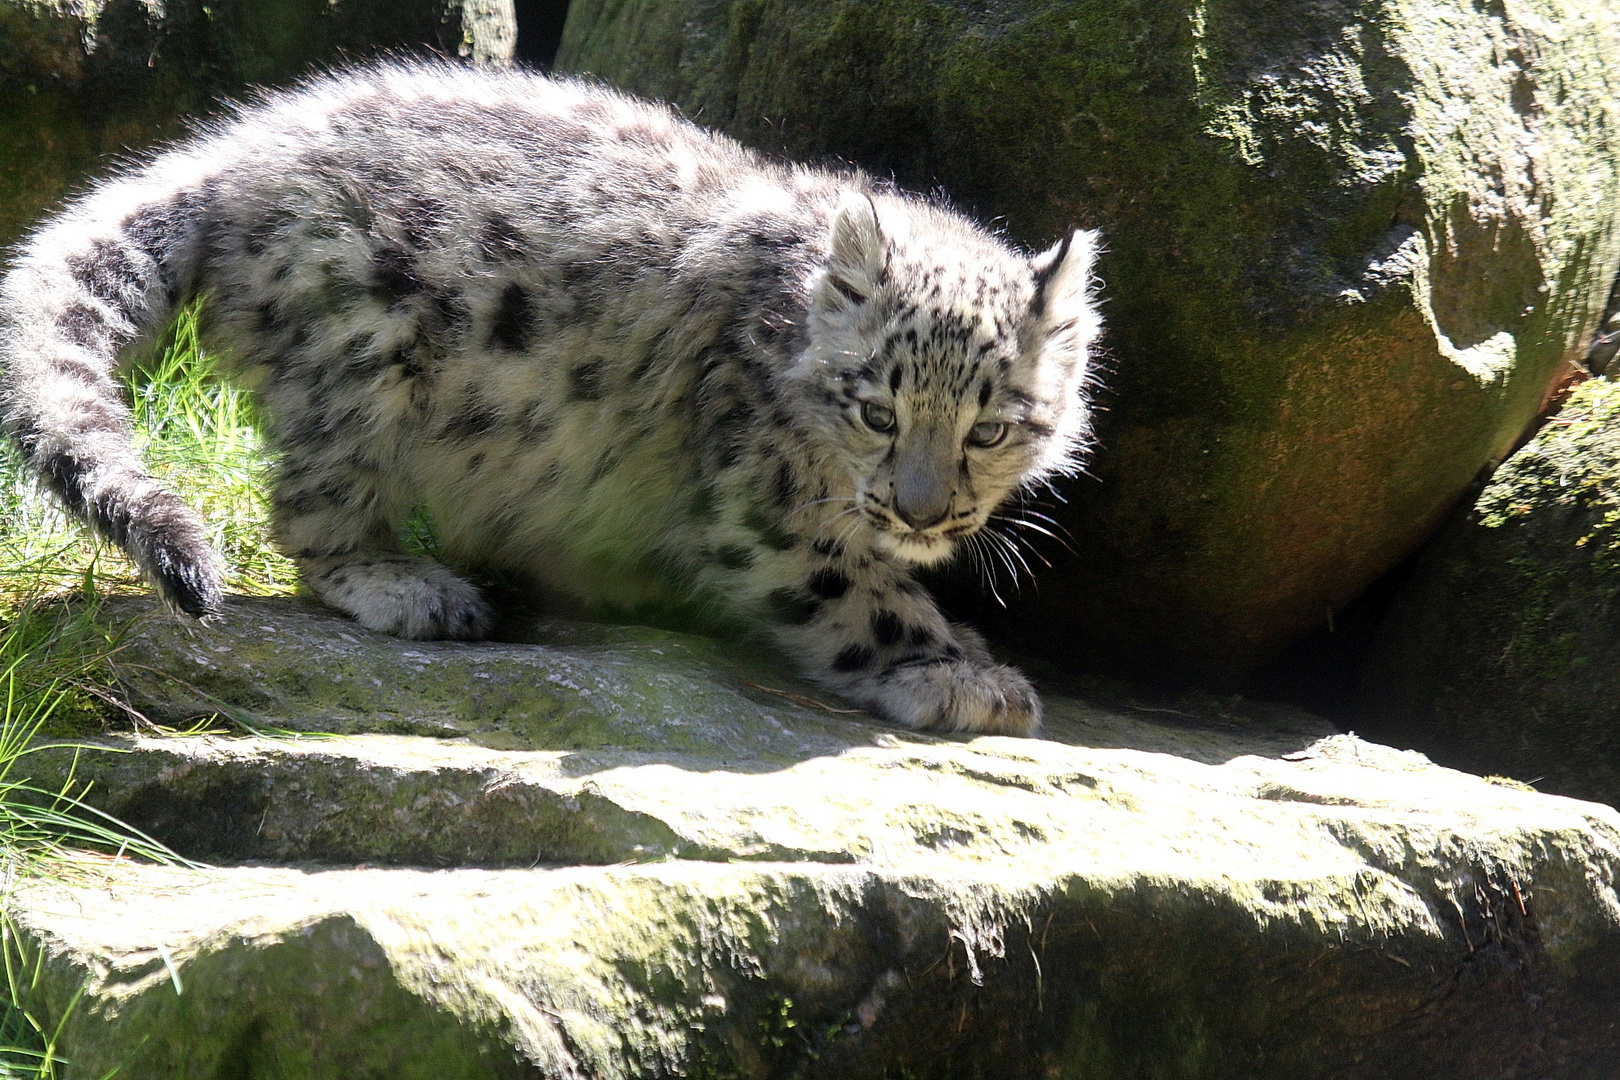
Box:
[860,658,1042,736]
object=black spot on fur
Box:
[428,289,467,334]
[978,380,992,408]
[489,283,532,352]
[291,539,362,560]
[519,404,554,440]
[57,303,108,351]
[396,193,447,248]
[371,246,419,303]
[716,545,754,570]
[773,462,796,508]
[807,568,850,600]
[120,194,202,292]
[568,361,605,402]
[716,434,744,470]
[743,506,796,552]
[629,346,658,384]
[888,366,903,393]
[277,488,321,516]
[833,644,876,672]
[244,208,295,257]
[766,588,818,625]
[65,240,141,306]
[40,450,88,515]
[44,355,99,388]
[477,216,525,261]
[533,461,563,490]
[688,484,717,520]
[337,335,392,378]
[388,348,429,382]
[444,404,500,440]
[906,625,934,648]
[319,264,370,310]
[871,610,904,646]
[590,448,622,482]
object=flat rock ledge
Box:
[10,597,1620,1078]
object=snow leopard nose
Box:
[895,498,951,530]
[894,449,955,530]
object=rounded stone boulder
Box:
[557,0,1620,686]
[1361,376,1620,808]
[0,0,514,248]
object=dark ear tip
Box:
[1032,225,1100,294]
[1031,232,1073,288]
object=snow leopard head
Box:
[794,193,1100,566]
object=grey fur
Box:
[0,63,1100,735]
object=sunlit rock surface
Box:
[8,597,1620,1078]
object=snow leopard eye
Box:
[861,402,897,433]
[967,421,1008,448]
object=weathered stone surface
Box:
[99,595,863,756]
[0,0,514,247]
[1361,376,1620,808]
[557,0,1620,686]
[9,596,1620,1076]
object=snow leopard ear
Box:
[1030,228,1098,317]
[821,192,885,307]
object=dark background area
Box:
[513,0,571,67]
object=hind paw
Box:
[309,556,493,640]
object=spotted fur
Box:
[0,63,1100,735]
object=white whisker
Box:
[986,526,1032,584]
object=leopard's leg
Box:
[748,541,1039,736]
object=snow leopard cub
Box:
[0,63,1099,736]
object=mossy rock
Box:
[0,0,514,248]
[1362,376,1620,808]
[556,0,1620,686]
[9,595,1620,1076]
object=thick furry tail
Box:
[0,168,222,616]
